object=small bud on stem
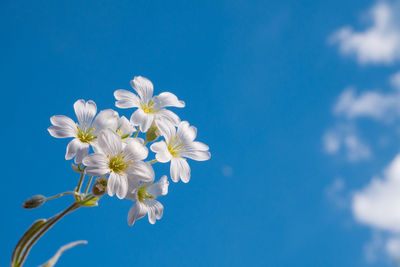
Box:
[22,195,46,209]
[92,177,108,196]
[145,122,160,143]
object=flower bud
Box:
[145,122,160,143]
[22,194,46,209]
[92,177,107,196]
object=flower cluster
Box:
[48,76,210,226]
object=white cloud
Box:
[326,1,400,262]
[386,236,400,259]
[390,70,400,89]
[330,2,400,65]
[353,154,400,233]
[364,232,385,263]
[352,155,400,262]
[323,131,340,154]
[325,177,348,209]
[345,134,372,161]
[323,126,371,162]
[334,87,400,122]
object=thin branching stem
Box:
[76,172,85,193]
[84,177,93,195]
[16,203,80,267]
[46,191,76,201]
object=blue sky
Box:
[2,0,400,266]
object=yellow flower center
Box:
[167,137,185,158]
[77,126,96,143]
[116,128,130,139]
[137,186,155,202]
[140,100,156,114]
[108,154,130,174]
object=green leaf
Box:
[12,219,47,265]
[80,200,98,207]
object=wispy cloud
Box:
[390,70,400,89]
[326,1,400,263]
[324,72,400,163]
[330,2,400,65]
[364,232,385,263]
[323,125,371,162]
[325,177,348,209]
[333,86,400,122]
[386,236,400,259]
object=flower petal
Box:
[74,99,97,126]
[92,109,119,135]
[107,173,128,199]
[150,141,172,163]
[170,158,191,183]
[181,150,211,161]
[177,121,197,143]
[118,116,136,137]
[130,109,154,132]
[48,126,76,138]
[74,143,90,164]
[50,115,76,128]
[65,139,82,160]
[127,161,155,183]
[147,176,169,197]
[48,115,77,138]
[185,141,209,151]
[154,92,185,108]
[124,138,148,161]
[82,154,109,176]
[125,178,140,201]
[127,201,148,226]
[155,120,176,143]
[114,89,140,108]
[156,110,180,127]
[96,129,123,156]
[144,199,164,224]
[130,76,154,103]
[65,139,90,163]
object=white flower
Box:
[48,99,119,163]
[116,116,136,140]
[126,175,169,226]
[150,121,211,183]
[114,76,185,132]
[82,129,154,199]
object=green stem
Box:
[46,191,76,201]
[12,171,96,266]
[76,172,85,193]
[84,177,93,195]
[134,130,140,138]
[148,159,157,164]
[16,203,80,267]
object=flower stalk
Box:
[11,75,210,266]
